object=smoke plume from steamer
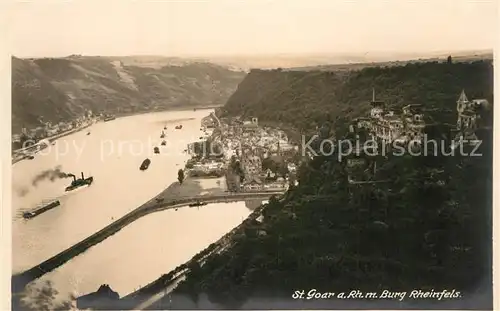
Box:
[32,166,74,187]
[15,187,29,197]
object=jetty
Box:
[11,191,283,292]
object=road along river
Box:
[11,109,261,307]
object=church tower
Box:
[456,90,473,131]
[370,88,385,119]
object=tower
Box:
[370,88,385,119]
[456,89,469,114]
[456,90,472,130]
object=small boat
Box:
[103,115,116,122]
[160,131,166,138]
[175,125,183,129]
[26,155,34,160]
[161,140,167,146]
[164,126,167,130]
[140,158,151,170]
[154,147,160,154]
[23,200,61,219]
[189,201,207,207]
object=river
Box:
[11,109,257,307]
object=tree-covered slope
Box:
[162,60,493,309]
[221,60,493,135]
[11,56,246,132]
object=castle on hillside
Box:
[350,89,491,146]
[454,89,491,142]
[350,89,429,144]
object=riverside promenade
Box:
[11,188,283,293]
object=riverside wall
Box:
[118,198,272,309]
[11,191,283,293]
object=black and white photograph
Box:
[3,0,496,310]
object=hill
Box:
[160,59,493,309]
[287,51,493,72]
[220,59,493,137]
[11,56,246,132]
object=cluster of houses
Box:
[188,159,225,177]
[12,111,94,149]
[221,117,299,192]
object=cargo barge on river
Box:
[23,200,61,219]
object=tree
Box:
[13,280,74,311]
[178,169,185,184]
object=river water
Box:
[11,109,256,306]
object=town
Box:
[184,113,300,193]
[183,89,492,194]
[11,111,116,163]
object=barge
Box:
[23,200,61,219]
[189,201,207,207]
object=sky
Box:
[3,0,498,58]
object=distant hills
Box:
[11,56,246,132]
[199,49,493,71]
[64,49,493,71]
[11,50,492,133]
[286,51,493,72]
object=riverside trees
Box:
[178,169,184,184]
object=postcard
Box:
[3,0,497,310]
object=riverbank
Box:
[117,195,277,310]
[12,174,282,298]
[11,105,220,165]
[113,104,222,119]
[11,176,221,290]
[12,122,93,164]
